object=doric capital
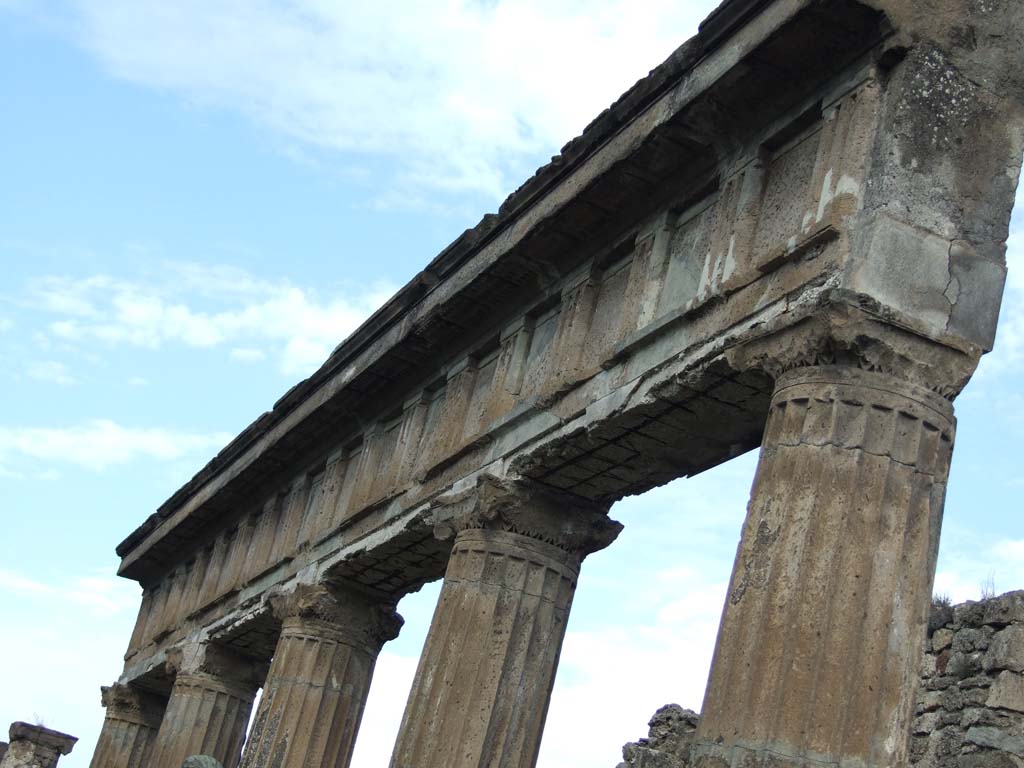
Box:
[724,302,981,400]
[268,583,403,651]
[8,722,77,756]
[167,642,265,696]
[433,474,622,558]
[99,683,165,728]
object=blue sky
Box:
[0,2,1021,767]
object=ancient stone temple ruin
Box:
[85,0,1024,766]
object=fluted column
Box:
[239,584,402,768]
[149,644,262,768]
[692,365,955,768]
[390,476,621,768]
[89,683,167,768]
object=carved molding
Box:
[100,683,166,729]
[432,474,622,557]
[723,301,981,401]
[268,583,403,651]
[166,642,265,695]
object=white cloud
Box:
[933,534,1024,603]
[66,0,719,202]
[26,360,76,386]
[0,568,138,618]
[0,317,12,332]
[0,569,55,596]
[127,375,148,387]
[0,567,140,767]
[0,419,232,471]
[229,347,266,363]
[31,263,396,376]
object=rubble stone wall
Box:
[618,591,1024,768]
[912,591,1024,768]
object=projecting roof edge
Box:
[115,0,775,560]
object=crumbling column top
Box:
[266,582,403,651]
[7,723,76,756]
[432,474,622,558]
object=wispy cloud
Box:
[0,419,232,471]
[230,347,266,363]
[30,262,395,376]
[934,534,1024,603]
[0,567,138,617]
[64,0,718,203]
[26,360,76,386]
[0,569,55,596]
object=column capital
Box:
[99,683,165,730]
[167,641,264,698]
[268,583,403,651]
[6,722,77,765]
[724,303,980,400]
[433,474,622,558]
[773,364,955,427]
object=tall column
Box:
[390,476,621,768]
[0,723,76,768]
[89,683,167,768]
[239,584,402,768]
[148,644,263,768]
[692,365,955,768]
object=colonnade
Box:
[91,363,956,768]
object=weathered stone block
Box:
[958,603,989,630]
[956,628,996,653]
[935,630,956,651]
[988,672,1024,714]
[986,627,1024,673]
[965,727,1024,758]
[984,592,1024,628]
[949,652,985,680]
[961,707,1015,730]
[957,752,1021,768]
[0,723,76,768]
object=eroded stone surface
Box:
[0,723,76,768]
[390,478,619,768]
[77,1,1024,767]
[618,705,699,768]
[239,585,401,768]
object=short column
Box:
[389,476,621,768]
[0,722,77,768]
[89,683,167,768]
[239,584,402,768]
[692,365,955,768]
[148,644,262,768]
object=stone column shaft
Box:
[693,365,955,768]
[240,585,401,768]
[389,477,620,768]
[89,684,166,768]
[149,655,260,768]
